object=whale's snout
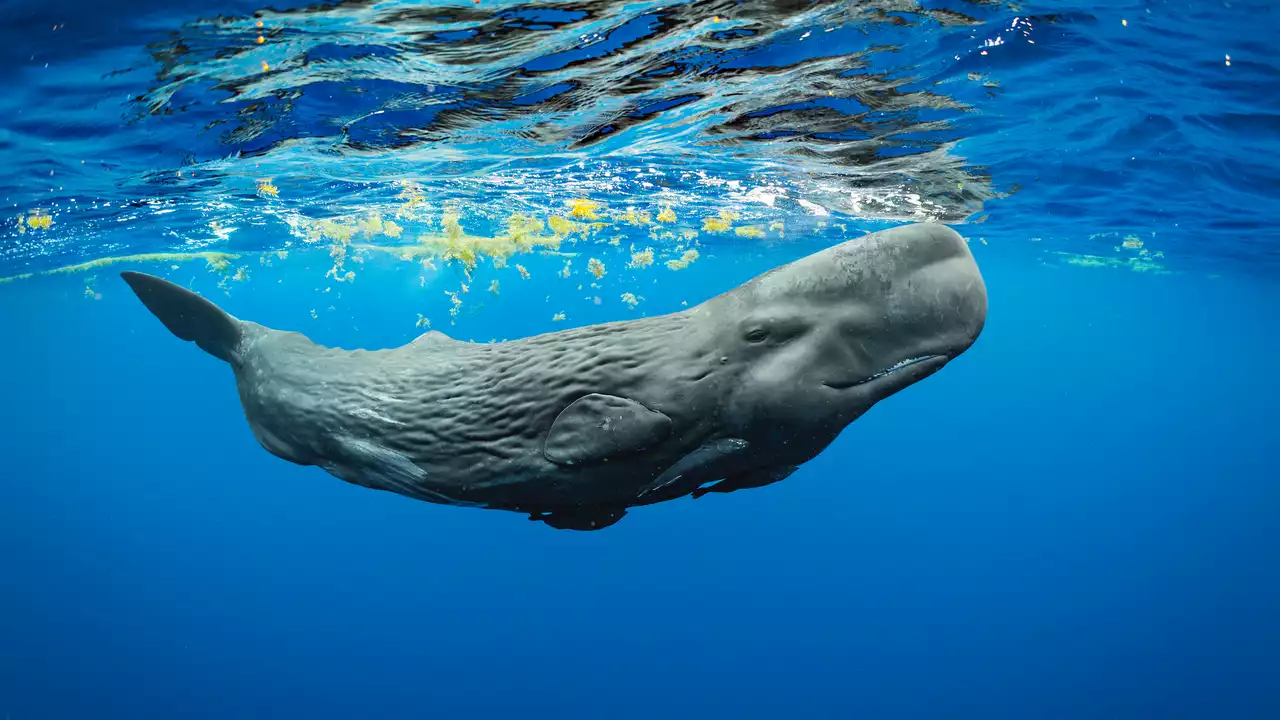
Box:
[718,222,987,437]
[892,223,987,358]
[834,223,986,398]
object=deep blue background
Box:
[3,0,1280,715]
[2,243,1278,719]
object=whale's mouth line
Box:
[823,354,945,390]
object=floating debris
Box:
[587,258,606,279]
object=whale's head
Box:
[707,223,986,449]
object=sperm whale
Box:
[121,222,987,530]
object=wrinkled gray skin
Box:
[121,222,987,530]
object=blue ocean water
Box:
[2,1,1279,718]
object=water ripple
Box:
[1,0,1276,275]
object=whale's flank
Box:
[121,271,244,364]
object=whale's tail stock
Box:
[120,271,246,364]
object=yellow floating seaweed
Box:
[547,215,578,237]
[0,251,241,285]
[357,214,384,237]
[620,292,640,309]
[587,258,606,279]
[26,212,53,230]
[657,205,677,223]
[315,219,355,244]
[703,216,732,233]
[405,213,560,271]
[734,225,766,239]
[666,249,700,270]
[441,210,464,243]
[446,244,478,272]
[566,198,601,220]
[256,179,279,198]
[396,181,427,220]
[629,248,654,269]
[445,290,462,316]
[617,207,652,226]
[1054,251,1170,274]
[505,214,547,252]
[552,312,566,322]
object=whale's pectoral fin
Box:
[636,438,752,504]
[692,465,798,499]
[544,393,673,466]
[529,507,628,531]
[120,271,244,363]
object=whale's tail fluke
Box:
[121,271,244,364]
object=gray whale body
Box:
[122,222,987,530]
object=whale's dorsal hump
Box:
[544,393,673,466]
[410,329,462,349]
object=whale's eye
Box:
[745,328,769,344]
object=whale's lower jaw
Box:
[822,354,946,390]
